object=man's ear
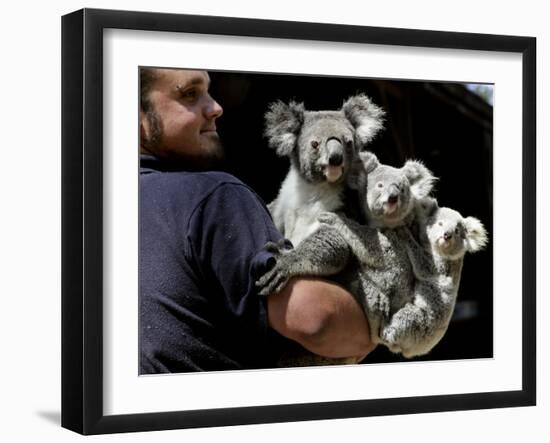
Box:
[463,217,488,252]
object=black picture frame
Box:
[61,8,536,435]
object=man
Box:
[139,68,375,373]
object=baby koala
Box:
[256,152,436,364]
[386,197,489,357]
[347,150,436,228]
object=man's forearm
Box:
[267,277,376,359]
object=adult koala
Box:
[265,94,384,246]
[257,152,437,364]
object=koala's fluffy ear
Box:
[417,196,439,219]
[402,160,437,199]
[463,217,488,252]
[359,151,380,174]
[341,94,385,149]
[346,151,378,190]
[264,101,305,157]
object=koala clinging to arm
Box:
[385,197,489,357]
[257,151,438,363]
[264,94,384,246]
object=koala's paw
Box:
[381,326,401,347]
[263,238,294,255]
[256,239,295,296]
[318,212,340,226]
[256,262,292,296]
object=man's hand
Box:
[267,277,377,360]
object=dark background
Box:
[209,70,494,364]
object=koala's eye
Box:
[454,227,460,234]
[377,182,384,189]
[311,140,319,150]
[345,139,353,149]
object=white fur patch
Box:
[269,168,344,245]
[357,119,383,143]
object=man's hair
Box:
[139,67,162,151]
[140,67,157,112]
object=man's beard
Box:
[141,110,226,171]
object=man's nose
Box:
[205,97,223,119]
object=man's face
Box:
[140,69,224,167]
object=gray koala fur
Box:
[265,95,384,246]
[346,151,437,229]
[389,197,489,356]
[257,152,442,364]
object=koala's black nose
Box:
[444,231,453,241]
[388,194,398,205]
[328,152,344,166]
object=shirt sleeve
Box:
[185,182,283,364]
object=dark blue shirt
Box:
[139,156,286,373]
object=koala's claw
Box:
[263,239,293,255]
[256,240,294,295]
[256,266,290,296]
[264,241,282,255]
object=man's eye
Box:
[179,88,199,101]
